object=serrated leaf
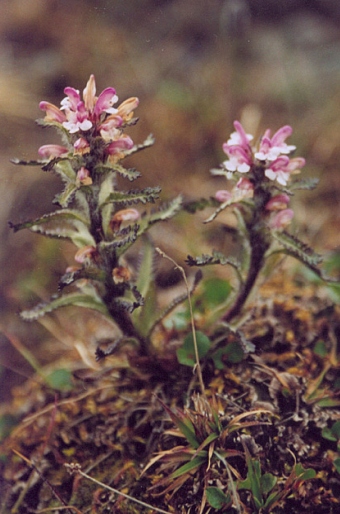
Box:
[124,133,155,156]
[51,159,77,181]
[109,163,141,181]
[53,182,78,207]
[146,194,183,224]
[101,186,161,206]
[9,209,94,248]
[183,197,219,214]
[10,157,45,166]
[290,177,319,191]
[186,251,239,270]
[59,267,106,289]
[20,292,110,321]
[272,230,322,266]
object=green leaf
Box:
[322,421,340,441]
[132,238,157,335]
[53,182,78,207]
[313,340,328,357]
[0,414,18,441]
[53,159,77,181]
[206,487,231,509]
[333,457,340,473]
[97,163,141,182]
[124,133,155,156]
[294,463,316,481]
[177,331,211,367]
[201,277,232,307]
[272,230,322,267]
[20,292,110,321]
[260,473,277,495]
[9,209,94,248]
[212,341,244,369]
[183,197,219,214]
[170,455,207,478]
[11,157,46,166]
[290,177,319,191]
[46,368,73,391]
[141,195,183,227]
[101,186,161,206]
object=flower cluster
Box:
[214,121,305,229]
[38,74,139,165]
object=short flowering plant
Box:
[10,75,182,362]
[186,120,329,326]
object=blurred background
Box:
[0,0,339,400]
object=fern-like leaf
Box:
[101,187,161,206]
[272,230,322,267]
[20,291,110,321]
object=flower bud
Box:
[265,194,290,211]
[215,190,232,203]
[110,208,140,231]
[76,167,92,186]
[74,138,90,155]
[117,97,139,120]
[74,245,97,264]
[235,177,254,191]
[38,144,68,159]
[269,209,294,229]
[112,266,131,284]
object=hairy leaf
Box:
[20,292,110,321]
[101,186,161,206]
[9,209,94,247]
[182,197,219,214]
[124,133,155,156]
[290,177,319,191]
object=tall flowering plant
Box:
[10,75,182,358]
[186,121,326,325]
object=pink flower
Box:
[39,101,66,123]
[99,116,123,141]
[117,97,139,120]
[215,190,232,203]
[74,245,97,263]
[76,166,92,186]
[226,121,253,148]
[107,135,134,155]
[222,121,253,174]
[235,177,254,191]
[269,209,294,229]
[57,75,120,134]
[74,137,90,155]
[265,194,290,211]
[255,125,296,161]
[286,157,305,174]
[38,144,69,159]
[110,208,140,230]
[264,156,291,186]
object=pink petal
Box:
[83,75,96,112]
[270,125,293,146]
[39,101,66,123]
[38,144,68,158]
[95,87,118,117]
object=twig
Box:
[12,451,75,514]
[155,247,206,397]
[65,463,173,514]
